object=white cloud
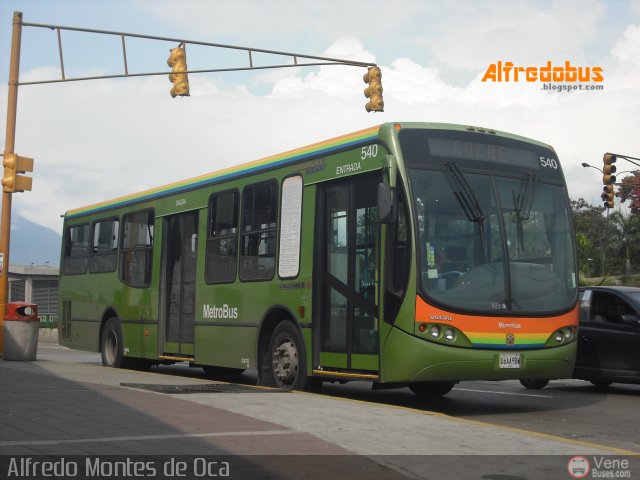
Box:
[611,24,640,65]
[416,0,607,71]
[139,0,430,41]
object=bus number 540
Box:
[361,144,378,160]
[539,156,558,169]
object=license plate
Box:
[499,353,521,369]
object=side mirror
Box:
[385,155,398,189]
[377,181,395,224]
[579,290,592,323]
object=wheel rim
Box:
[272,337,299,388]
[104,330,118,366]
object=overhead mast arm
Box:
[18,20,376,86]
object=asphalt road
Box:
[150,362,640,454]
[37,344,640,454]
[319,378,640,454]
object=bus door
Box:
[316,174,380,374]
[160,210,199,358]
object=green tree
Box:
[575,233,592,277]
[608,209,640,274]
[617,172,640,214]
[570,198,608,276]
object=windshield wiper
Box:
[447,162,485,223]
[446,162,486,257]
[513,172,537,221]
[512,172,537,252]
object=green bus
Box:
[59,122,578,396]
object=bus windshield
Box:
[408,159,576,315]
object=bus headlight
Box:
[545,326,577,347]
[418,324,472,347]
[429,325,440,338]
[555,327,575,343]
[444,329,455,342]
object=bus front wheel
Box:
[101,318,126,368]
[409,381,456,398]
[590,380,612,388]
[519,378,550,390]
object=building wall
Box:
[8,265,59,328]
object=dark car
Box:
[520,286,640,389]
[573,286,640,386]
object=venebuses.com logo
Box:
[566,456,632,479]
[482,60,604,92]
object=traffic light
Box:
[2,154,33,193]
[602,153,616,209]
[601,184,615,209]
[167,46,190,98]
[602,153,616,185]
[363,66,384,112]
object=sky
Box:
[0,0,639,234]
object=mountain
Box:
[9,215,62,266]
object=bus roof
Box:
[64,121,553,219]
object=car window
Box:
[589,291,636,325]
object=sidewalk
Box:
[1,345,637,479]
[1,346,405,479]
[2,346,361,455]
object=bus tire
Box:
[101,317,127,368]
[519,378,549,390]
[590,380,612,388]
[267,320,308,391]
[409,381,455,398]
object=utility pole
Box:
[0,11,23,353]
[602,207,609,277]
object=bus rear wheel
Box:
[409,381,456,398]
[268,321,308,391]
[101,318,126,368]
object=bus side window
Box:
[120,210,154,287]
[239,181,277,281]
[63,223,90,275]
[89,218,119,273]
[206,189,239,284]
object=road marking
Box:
[454,387,553,398]
[0,429,294,447]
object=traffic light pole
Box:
[0,11,23,354]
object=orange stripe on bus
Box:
[415,295,579,335]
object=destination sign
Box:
[428,137,540,169]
